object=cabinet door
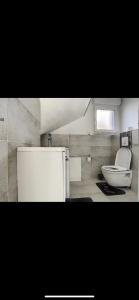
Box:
[17,151,65,202]
[70,157,81,182]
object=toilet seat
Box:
[102,165,127,173]
[115,147,131,170]
[102,148,132,173]
[101,148,132,187]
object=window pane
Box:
[97,110,114,130]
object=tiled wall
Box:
[0,140,8,201]
[0,98,40,202]
[131,129,138,194]
[42,132,138,194]
[0,99,8,201]
[41,134,114,181]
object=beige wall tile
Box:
[0,98,8,140]
[0,141,8,200]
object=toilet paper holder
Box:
[87,155,92,162]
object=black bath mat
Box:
[96,182,126,196]
[66,197,93,202]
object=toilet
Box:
[101,147,132,187]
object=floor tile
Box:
[70,179,138,202]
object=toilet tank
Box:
[115,148,132,170]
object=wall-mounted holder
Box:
[120,131,132,149]
[48,133,52,147]
[0,118,4,121]
[87,155,92,163]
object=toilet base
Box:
[102,168,132,188]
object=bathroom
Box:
[0,98,138,202]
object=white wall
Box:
[94,98,121,106]
[18,98,40,122]
[40,98,90,134]
[120,98,139,132]
[53,99,121,135]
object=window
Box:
[96,109,115,131]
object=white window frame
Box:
[94,104,118,134]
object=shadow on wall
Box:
[40,98,91,134]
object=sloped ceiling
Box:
[40,98,91,134]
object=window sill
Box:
[94,130,119,135]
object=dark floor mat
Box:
[96,182,126,196]
[66,197,93,202]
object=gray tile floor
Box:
[70,179,138,202]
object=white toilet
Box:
[101,147,132,187]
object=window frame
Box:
[94,104,118,134]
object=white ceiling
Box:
[40,98,91,134]
[18,98,122,134]
[94,98,121,105]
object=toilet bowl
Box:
[101,147,132,187]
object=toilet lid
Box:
[115,147,131,170]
